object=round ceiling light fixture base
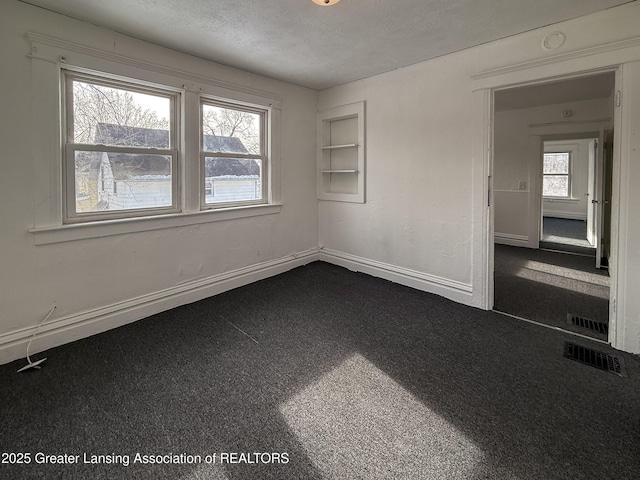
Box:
[312,0,341,6]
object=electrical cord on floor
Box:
[17,305,56,373]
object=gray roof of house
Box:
[204,157,259,177]
[95,123,170,149]
[93,123,259,178]
[203,135,248,154]
[107,153,172,180]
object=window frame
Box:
[28,33,283,244]
[62,70,181,223]
[542,151,572,199]
[199,98,268,210]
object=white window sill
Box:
[30,203,282,245]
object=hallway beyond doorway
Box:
[540,217,596,256]
[542,217,592,247]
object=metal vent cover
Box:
[563,342,627,377]
[567,313,608,335]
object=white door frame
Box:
[472,62,625,349]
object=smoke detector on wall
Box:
[562,109,573,118]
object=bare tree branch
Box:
[72,82,169,144]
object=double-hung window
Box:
[29,36,281,244]
[201,100,267,207]
[63,72,179,222]
[542,152,571,198]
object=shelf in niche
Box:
[321,144,358,150]
[317,101,365,203]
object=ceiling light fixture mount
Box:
[312,0,341,6]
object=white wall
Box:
[2,1,640,358]
[319,2,640,353]
[318,56,476,305]
[493,97,612,246]
[0,1,319,363]
[616,61,640,357]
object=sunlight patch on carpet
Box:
[518,260,609,287]
[280,354,483,479]
[515,262,609,299]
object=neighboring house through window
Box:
[29,36,282,243]
[62,69,273,225]
[201,101,266,207]
[64,72,178,222]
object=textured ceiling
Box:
[20,0,635,90]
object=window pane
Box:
[202,104,261,155]
[72,80,171,147]
[204,157,262,204]
[543,175,569,197]
[74,151,172,213]
[543,153,569,174]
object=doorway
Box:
[539,136,602,258]
[491,72,615,341]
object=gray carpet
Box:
[1,262,639,479]
[542,217,593,248]
[494,244,609,340]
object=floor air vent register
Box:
[567,313,608,335]
[563,342,627,377]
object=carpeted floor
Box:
[1,261,638,479]
[542,217,593,249]
[494,244,609,340]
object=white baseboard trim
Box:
[495,232,529,247]
[0,247,321,366]
[318,248,473,306]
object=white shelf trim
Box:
[321,144,358,150]
[317,101,365,203]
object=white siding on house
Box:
[205,176,261,204]
[114,178,172,210]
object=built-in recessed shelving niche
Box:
[317,101,365,203]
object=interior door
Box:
[602,130,614,265]
[586,134,605,268]
[594,130,605,269]
[586,139,596,247]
